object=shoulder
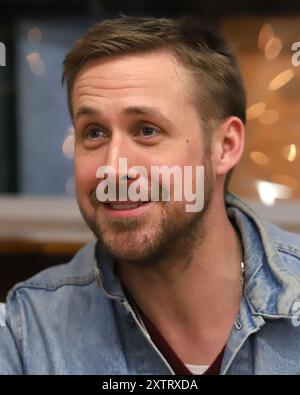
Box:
[266,222,300,277]
[4,241,99,341]
[266,222,300,251]
[6,241,97,300]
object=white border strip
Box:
[246,200,300,227]
[0,195,94,243]
[0,195,299,243]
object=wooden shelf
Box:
[0,239,85,256]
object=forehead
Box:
[72,50,194,109]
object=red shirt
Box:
[138,307,225,375]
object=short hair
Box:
[62,15,247,189]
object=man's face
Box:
[73,50,214,263]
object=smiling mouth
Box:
[103,201,151,210]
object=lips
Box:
[109,201,148,210]
[99,198,154,218]
[102,200,150,211]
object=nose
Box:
[104,133,131,180]
[95,130,153,202]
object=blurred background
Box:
[0,0,299,301]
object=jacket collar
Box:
[226,192,300,318]
[94,192,300,318]
[94,241,126,301]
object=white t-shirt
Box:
[185,363,209,375]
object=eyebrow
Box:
[75,105,171,125]
[123,105,164,118]
[75,106,100,120]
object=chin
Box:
[105,247,152,263]
[99,229,158,262]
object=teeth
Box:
[110,203,139,210]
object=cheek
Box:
[75,154,101,194]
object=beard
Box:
[78,158,214,269]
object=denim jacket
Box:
[1,192,300,375]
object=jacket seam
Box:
[275,243,300,258]
[8,271,96,296]
[274,244,300,284]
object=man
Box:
[1,16,300,375]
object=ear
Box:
[213,116,245,177]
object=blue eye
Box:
[86,127,107,140]
[140,126,158,137]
